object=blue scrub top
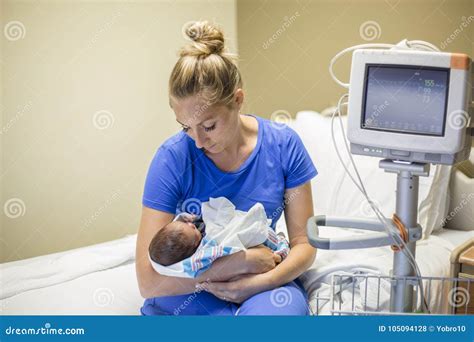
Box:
[142,114,318,228]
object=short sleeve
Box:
[282,127,318,189]
[142,146,183,213]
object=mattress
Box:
[0,227,471,315]
[432,228,474,248]
[0,235,143,315]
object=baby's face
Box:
[176,221,202,249]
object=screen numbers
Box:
[424,79,435,87]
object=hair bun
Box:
[181,21,225,57]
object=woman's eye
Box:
[203,124,216,132]
[182,126,190,133]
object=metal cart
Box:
[307,159,473,315]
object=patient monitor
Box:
[307,42,473,313]
[347,49,472,165]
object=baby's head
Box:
[149,220,202,266]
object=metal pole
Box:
[379,159,429,313]
[390,170,418,312]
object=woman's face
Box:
[170,92,243,155]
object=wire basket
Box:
[311,273,473,315]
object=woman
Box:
[136,21,318,315]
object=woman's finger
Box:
[202,282,229,299]
[273,253,282,264]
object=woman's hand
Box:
[196,246,280,303]
[197,273,271,304]
[245,245,282,274]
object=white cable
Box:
[329,44,394,88]
[329,40,440,88]
[407,40,440,52]
[329,96,366,195]
[330,95,430,312]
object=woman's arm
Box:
[263,181,317,286]
[135,206,278,298]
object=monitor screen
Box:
[361,65,449,136]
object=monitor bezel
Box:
[347,49,470,156]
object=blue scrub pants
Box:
[140,279,309,316]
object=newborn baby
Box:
[148,197,289,276]
[149,214,288,267]
[149,217,205,266]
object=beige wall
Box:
[1,0,237,263]
[1,0,473,263]
[237,0,474,118]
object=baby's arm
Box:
[196,245,280,282]
[262,229,290,260]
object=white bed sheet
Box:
[432,228,474,248]
[1,261,142,315]
[1,235,143,315]
[1,235,137,300]
[1,228,471,315]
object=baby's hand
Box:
[246,245,280,274]
[176,213,197,223]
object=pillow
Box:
[288,111,451,238]
[443,149,474,231]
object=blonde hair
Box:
[169,21,242,106]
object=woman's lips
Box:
[201,144,216,153]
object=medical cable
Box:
[328,40,440,312]
[330,95,430,312]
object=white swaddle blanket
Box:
[149,197,277,278]
[203,197,271,249]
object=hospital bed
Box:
[1,110,472,316]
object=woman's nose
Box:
[194,131,207,149]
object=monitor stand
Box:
[306,159,430,313]
[379,159,430,312]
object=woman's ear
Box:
[233,88,244,110]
